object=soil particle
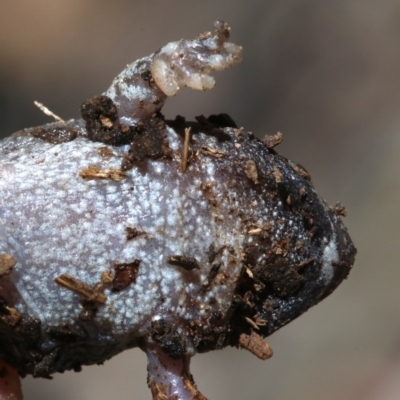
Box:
[0,254,16,278]
[0,306,21,327]
[273,166,283,183]
[33,348,60,378]
[121,116,172,170]
[112,260,141,292]
[167,255,199,271]
[330,201,347,217]
[100,270,113,284]
[81,95,133,145]
[125,227,147,240]
[97,147,114,159]
[254,256,306,298]
[244,159,259,185]
[262,131,283,149]
[16,318,41,346]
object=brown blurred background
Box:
[1,1,400,399]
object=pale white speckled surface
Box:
[0,127,245,342]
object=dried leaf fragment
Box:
[201,146,227,158]
[79,166,126,181]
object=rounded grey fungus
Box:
[0,21,356,400]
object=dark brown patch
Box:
[112,260,140,292]
[167,255,199,271]
[140,69,153,83]
[81,95,134,145]
[30,126,77,144]
[262,131,283,149]
[0,367,8,378]
[254,256,306,298]
[125,227,147,241]
[46,322,87,343]
[207,113,237,129]
[33,348,60,378]
[78,299,98,321]
[151,319,186,359]
[121,116,172,170]
[331,260,351,268]
[15,318,41,346]
[194,114,232,141]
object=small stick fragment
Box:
[34,101,65,123]
[181,127,191,172]
[167,255,199,271]
[239,330,273,360]
[248,228,262,235]
[0,254,16,277]
[200,263,221,293]
[55,274,107,304]
[245,316,260,330]
[79,166,126,181]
